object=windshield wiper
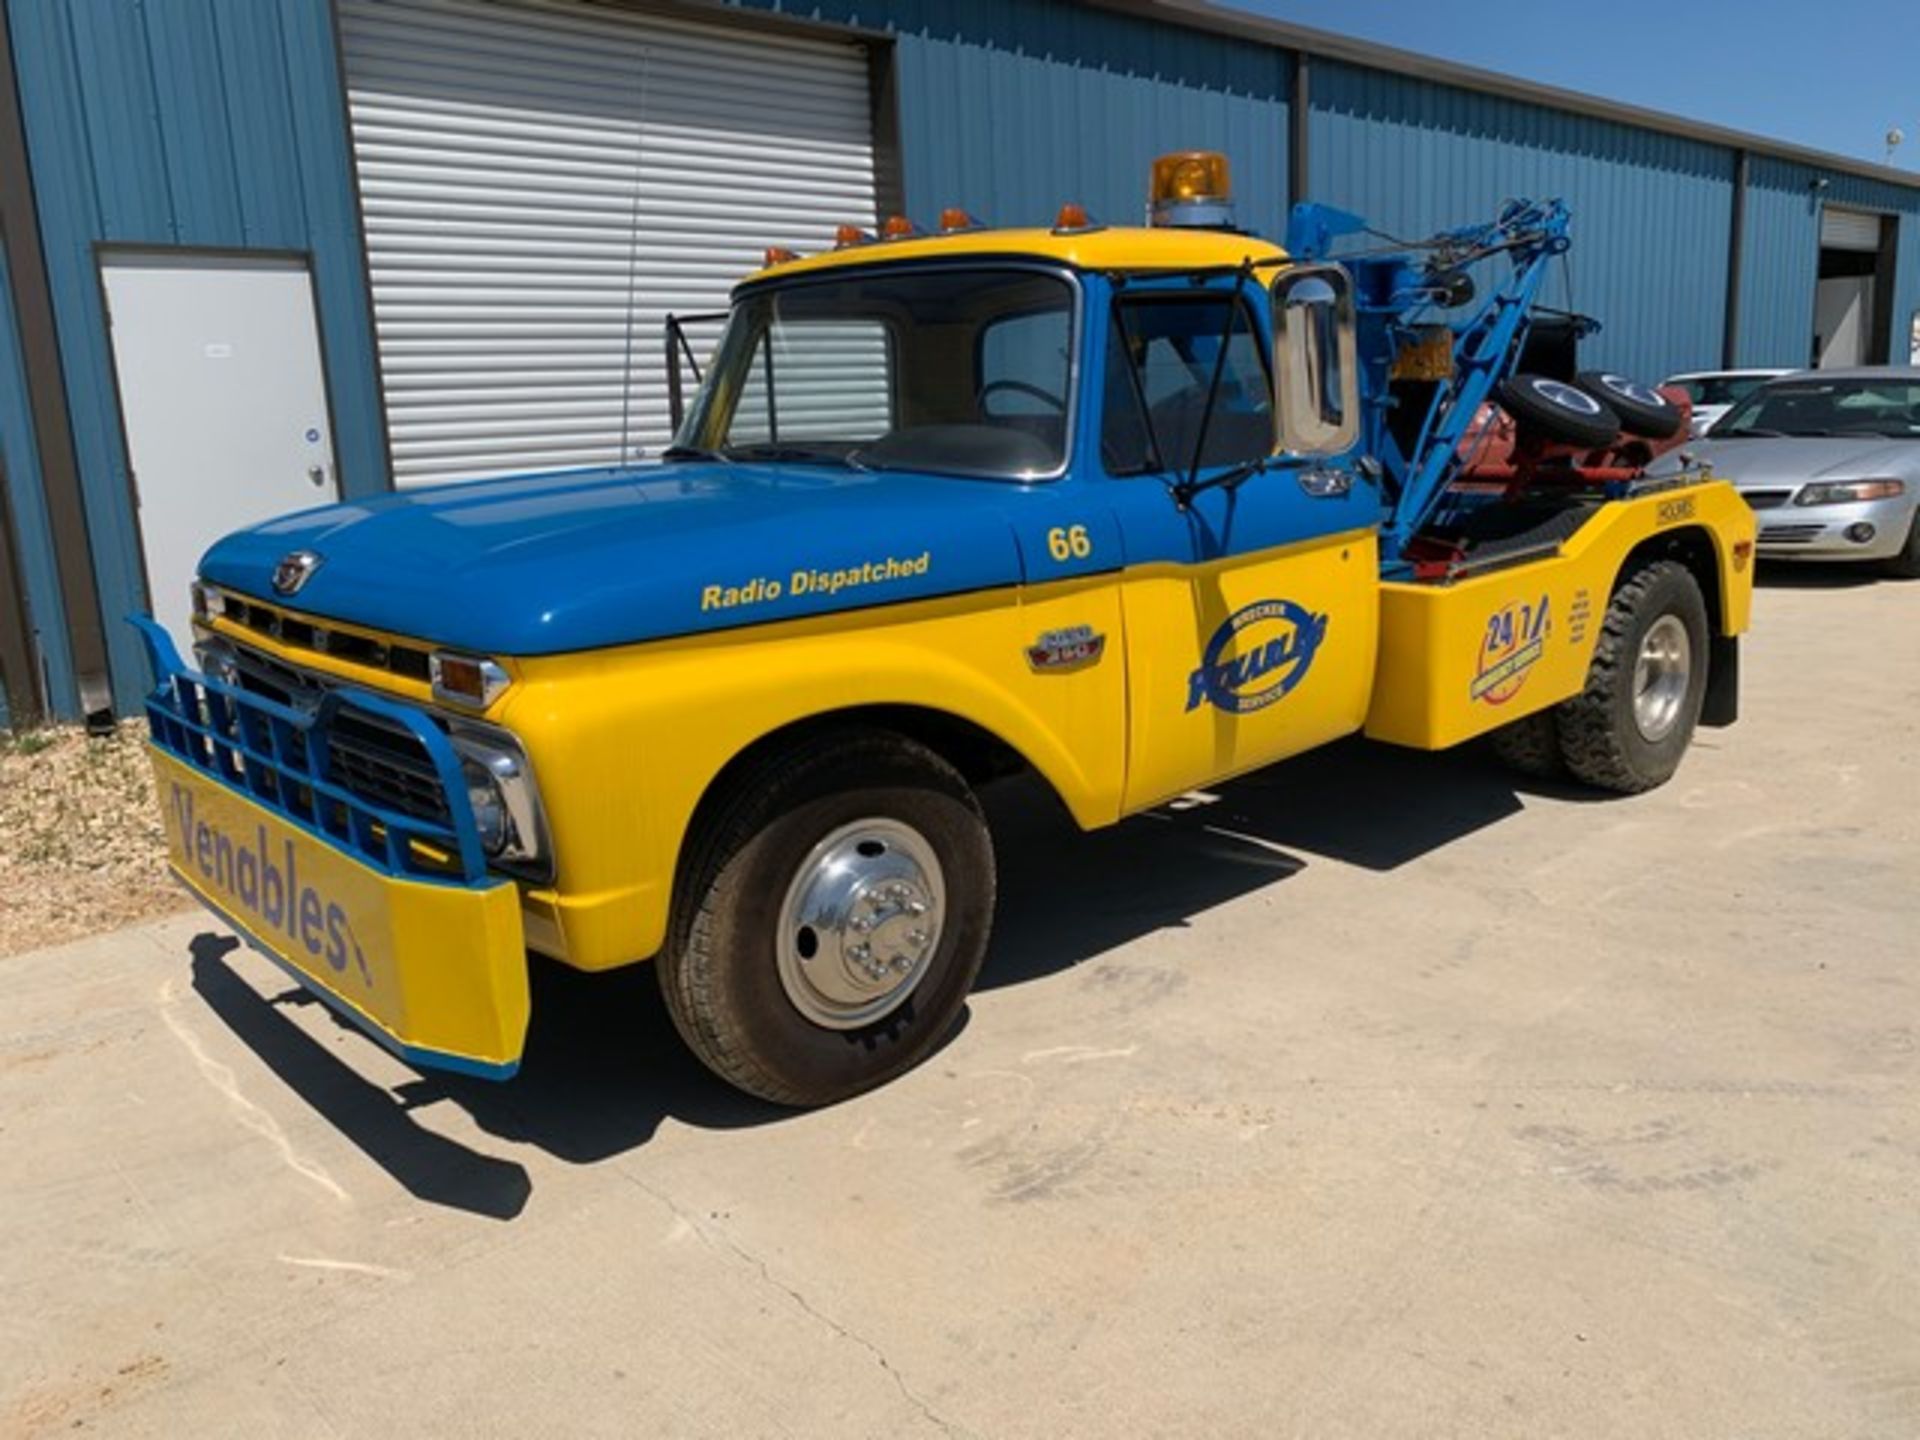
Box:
[659,443,726,462]
[724,443,866,469]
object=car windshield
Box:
[1711,378,1920,438]
[1674,374,1774,408]
[674,267,1076,479]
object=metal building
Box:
[2,0,1917,728]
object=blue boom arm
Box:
[1288,199,1575,570]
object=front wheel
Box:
[659,730,994,1106]
[1556,560,1709,793]
[1884,508,1920,579]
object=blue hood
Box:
[199,463,1045,655]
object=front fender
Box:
[502,579,1127,968]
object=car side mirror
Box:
[1272,265,1360,455]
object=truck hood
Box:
[198,462,1044,654]
[1671,436,1920,489]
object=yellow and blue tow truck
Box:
[136,152,1756,1104]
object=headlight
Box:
[192,635,241,688]
[1795,478,1905,506]
[448,725,549,875]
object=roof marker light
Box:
[939,207,981,232]
[834,223,872,248]
[763,245,799,267]
[1148,150,1235,229]
[882,214,920,240]
[1052,202,1099,234]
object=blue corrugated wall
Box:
[1,229,68,723]
[1738,157,1920,368]
[5,0,1919,723]
[732,0,1291,228]
[1308,60,1734,382]
[5,0,387,718]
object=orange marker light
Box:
[939,207,980,232]
[882,214,919,240]
[1053,201,1092,231]
[763,245,798,266]
[834,223,871,248]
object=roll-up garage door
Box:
[1820,207,1883,253]
[339,0,878,484]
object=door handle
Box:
[1298,467,1352,497]
[307,464,328,488]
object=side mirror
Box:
[1272,265,1360,455]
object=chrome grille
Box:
[222,638,452,827]
[211,589,432,683]
[1741,488,1793,510]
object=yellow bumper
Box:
[151,747,531,1079]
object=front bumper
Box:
[135,618,530,1079]
[1751,494,1917,561]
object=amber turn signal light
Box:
[762,245,798,266]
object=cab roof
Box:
[743,224,1289,287]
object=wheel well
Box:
[682,705,1041,870]
[1617,524,1723,632]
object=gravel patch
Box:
[0,726,189,957]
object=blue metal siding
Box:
[6,0,386,718]
[1738,156,1920,368]
[732,0,1290,229]
[1308,60,1733,382]
[0,230,68,721]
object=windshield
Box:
[1711,378,1920,438]
[1674,374,1775,408]
[675,267,1076,479]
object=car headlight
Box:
[448,724,550,876]
[1795,478,1905,506]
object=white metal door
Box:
[339,0,878,484]
[102,253,340,653]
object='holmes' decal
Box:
[1185,599,1328,714]
[168,783,372,986]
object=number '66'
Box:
[1046,524,1093,562]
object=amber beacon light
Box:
[1148,150,1234,228]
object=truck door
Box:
[1100,269,1380,811]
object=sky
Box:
[1237,0,1918,168]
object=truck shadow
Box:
[186,735,1555,1214]
[1754,560,1886,589]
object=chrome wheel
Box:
[775,818,946,1031]
[1632,613,1691,743]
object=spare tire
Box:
[1575,371,1684,440]
[1495,373,1622,450]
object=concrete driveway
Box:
[4,569,1917,1439]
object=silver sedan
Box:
[1665,367,1920,576]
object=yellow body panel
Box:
[1365,481,1756,749]
[151,747,530,1073]
[1118,528,1380,810]
[755,224,1286,283]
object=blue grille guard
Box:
[133,616,489,885]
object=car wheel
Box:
[1557,560,1709,793]
[1884,508,1920,579]
[1494,373,1623,450]
[1489,708,1565,780]
[1575,371,1685,440]
[659,728,994,1106]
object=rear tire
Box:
[1490,708,1565,780]
[659,729,994,1107]
[1558,560,1709,793]
[1883,509,1920,579]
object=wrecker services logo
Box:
[1471,594,1551,704]
[1185,599,1328,714]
